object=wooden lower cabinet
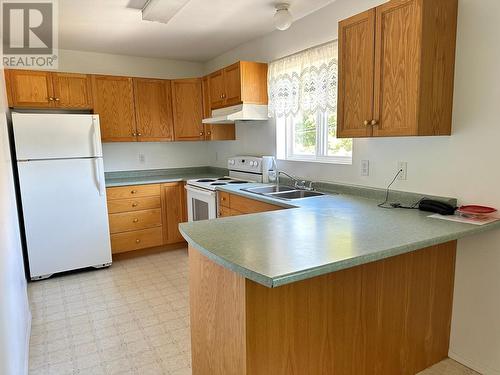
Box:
[106,182,187,255]
[217,191,283,217]
[111,227,163,254]
[161,182,186,244]
[189,241,457,375]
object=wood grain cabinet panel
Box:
[161,182,186,244]
[107,196,161,214]
[91,75,137,142]
[189,241,457,375]
[207,61,268,111]
[217,192,283,218]
[109,208,162,234]
[337,10,376,138]
[201,76,235,141]
[106,184,161,200]
[208,70,225,109]
[171,78,204,141]
[52,72,93,109]
[223,63,242,107]
[337,0,458,138]
[5,69,53,108]
[111,227,163,254]
[5,70,93,109]
[133,78,174,142]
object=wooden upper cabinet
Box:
[337,0,458,138]
[133,78,174,142]
[5,69,92,109]
[202,76,236,141]
[5,70,53,108]
[208,70,225,109]
[52,72,93,109]
[207,61,268,110]
[223,63,242,107]
[171,78,204,141]
[92,75,137,142]
[337,9,376,138]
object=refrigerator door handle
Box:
[92,117,102,157]
[94,158,105,196]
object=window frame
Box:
[278,111,353,165]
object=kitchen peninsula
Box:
[180,184,500,375]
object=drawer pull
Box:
[132,202,138,207]
[133,218,139,223]
[131,190,138,194]
[221,197,226,201]
[135,239,141,243]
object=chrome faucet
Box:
[278,171,315,191]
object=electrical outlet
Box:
[361,160,370,176]
[397,161,408,180]
[138,153,146,164]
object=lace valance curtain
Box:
[268,41,338,118]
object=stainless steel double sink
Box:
[241,185,325,200]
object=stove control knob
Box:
[229,159,235,165]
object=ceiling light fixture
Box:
[273,3,293,31]
[142,0,190,24]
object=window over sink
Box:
[269,41,353,164]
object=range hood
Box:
[202,104,269,124]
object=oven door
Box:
[185,185,217,222]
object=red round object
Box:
[458,205,497,214]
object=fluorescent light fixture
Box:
[142,0,191,24]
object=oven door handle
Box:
[185,185,217,197]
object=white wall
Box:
[56,49,212,172]
[0,69,30,373]
[102,141,212,172]
[206,0,500,373]
[59,49,204,78]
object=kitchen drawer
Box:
[218,191,230,208]
[106,184,161,200]
[109,208,162,233]
[107,196,161,214]
[229,194,282,214]
[110,227,163,254]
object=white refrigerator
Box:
[12,113,112,280]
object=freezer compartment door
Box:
[18,158,112,278]
[13,113,103,159]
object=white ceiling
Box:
[59,0,336,62]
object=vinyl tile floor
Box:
[28,248,479,375]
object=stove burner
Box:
[217,177,232,181]
[229,181,249,184]
[210,182,228,186]
[197,179,216,182]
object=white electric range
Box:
[185,156,272,221]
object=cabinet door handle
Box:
[370,120,379,126]
[363,120,369,126]
[132,132,137,137]
[54,98,60,102]
[131,190,138,194]
[199,132,204,136]
[133,218,139,223]
[48,97,54,101]
[132,202,138,207]
[135,239,141,243]
[137,133,142,136]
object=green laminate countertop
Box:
[179,183,500,288]
[105,167,227,187]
